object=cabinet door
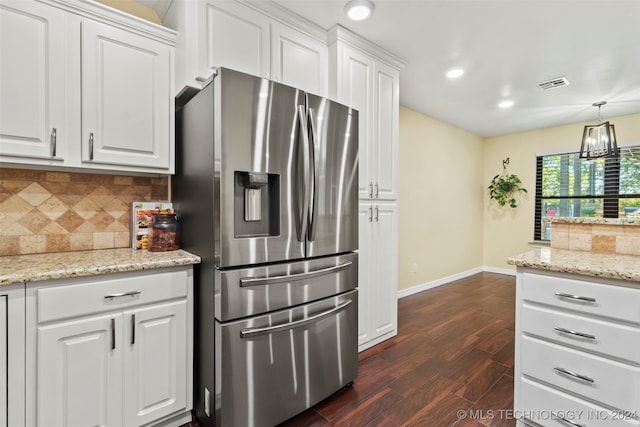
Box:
[373,62,400,200]
[338,46,374,199]
[371,204,398,339]
[81,20,172,170]
[123,300,187,427]
[272,22,328,97]
[357,203,373,346]
[0,1,65,161]
[38,314,123,427]
[199,1,270,79]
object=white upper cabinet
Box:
[81,20,172,170]
[197,0,270,80]
[329,26,404,201]
[0,0,176,174]
[271,22,328,96]
[0,1,66,162]
[336,45,375,199]
[374,61,400,200]
[165,0,329,97]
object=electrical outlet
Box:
[205,387,210,416]
[412,263,417,274]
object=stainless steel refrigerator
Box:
[173,68,359,427]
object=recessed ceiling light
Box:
[445,68,465,79]
[498,100,514,109]
[345,0,374,21]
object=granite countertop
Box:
[549,217,640,226]
[0,248,201,285]
[508,247,640,282]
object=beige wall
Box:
[482,112,640,271]
[398,106,484,290]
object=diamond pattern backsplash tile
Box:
[0,168,168,256]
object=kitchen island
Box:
[509,245,640,427]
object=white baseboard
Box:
[482,266,517,276]
[397,267,483,299]
[397,266,516,299]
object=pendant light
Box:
[579,101,618,159]
[344,0,374,21]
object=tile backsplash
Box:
[0,168,168,256]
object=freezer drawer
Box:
[215,290,358,427]
[215,253,358,321]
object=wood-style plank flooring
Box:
[185,272,516,427]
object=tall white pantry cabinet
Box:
[328,26,404,351]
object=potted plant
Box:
[488,171,527,208]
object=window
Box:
[535,146,640,241]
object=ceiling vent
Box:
[537,76,570,90]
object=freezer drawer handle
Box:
[554,292,596,303]
[240,299,353,339]
[553,413,585,427]
[553,366,594,383]
[239,261,353,287]
[554,327,596,340]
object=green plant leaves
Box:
[488,173,527,208]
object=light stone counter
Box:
[0,248,201,285]
[550,217,640,226]
[508,247,640,282]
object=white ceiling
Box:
[146,0,640,138]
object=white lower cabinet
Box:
[26,267,193,427]
[0,284,26,427]
[358,202,398,351]
[124,301,188,427]
[515,269,640,427]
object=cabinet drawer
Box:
[38,270,188,323]
[522,304,640,364]
[518,377,640,427]
[522,272,640,323]
[521,335,640,412]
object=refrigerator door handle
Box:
[239,261,353,287]
[307,107,319,242]
[297,105,312,242]
[240,299,353,338]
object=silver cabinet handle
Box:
[50,128,57,157]
[89,132,94,160]
[131,314,136,345]
[104,290,141,300]
[555,292,596,303]
[110,318,116,350]
[241,299,352,338]
[369,182,373,198]
[374,182,379,198]
[368,206,373,222]
[554,327,596,340]
[553,413,585,427]
[554,366,594,383]
[240,262,352,287]
[374,206,379,222]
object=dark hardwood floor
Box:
[185,272,516,427]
